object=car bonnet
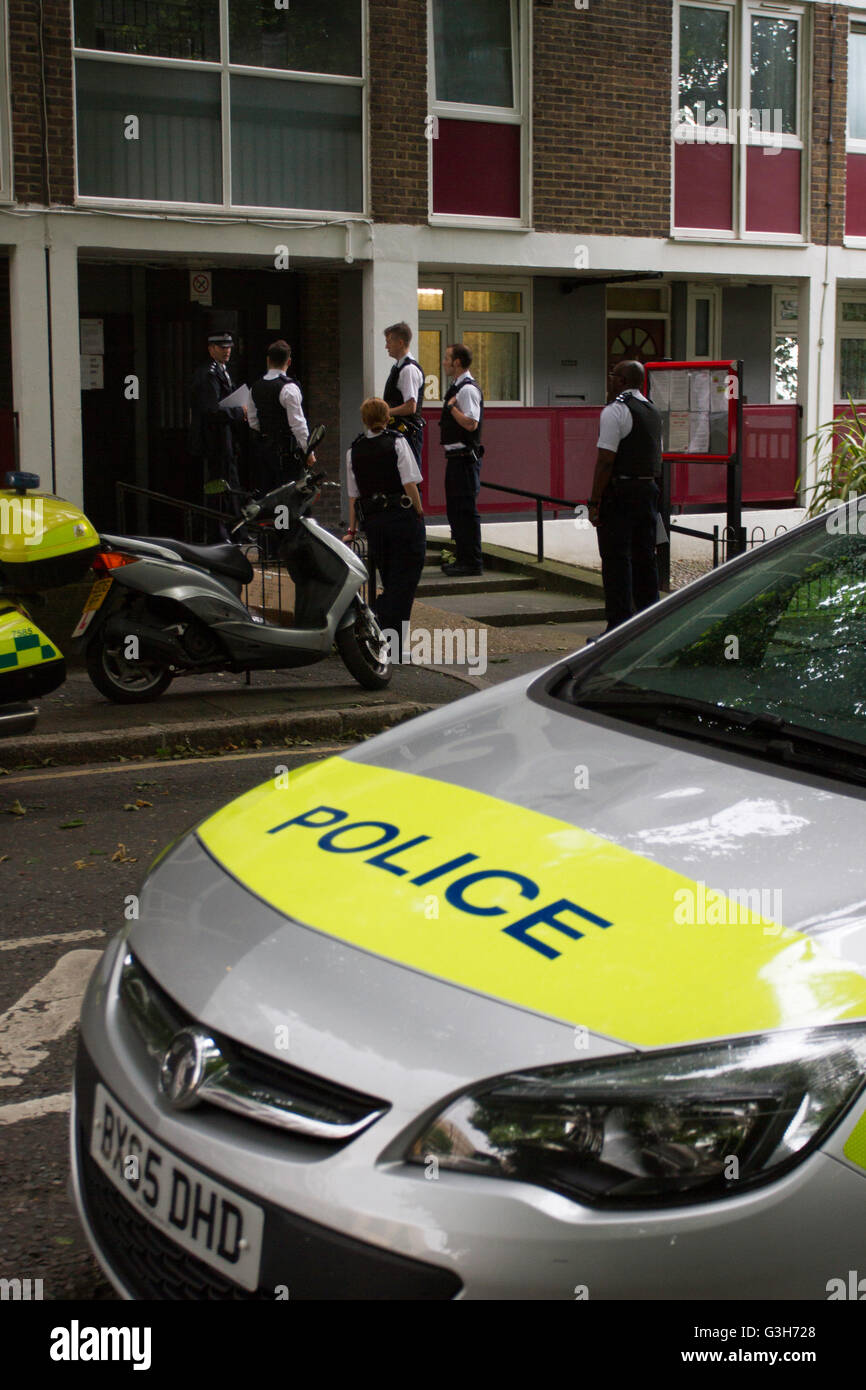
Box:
[191,676,866,1051]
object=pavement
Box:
[0,589,604,771]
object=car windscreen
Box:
[553,518,866,767]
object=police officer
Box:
[188,332,246,539]
[382,322,425,465]
[343,397,425,661]
[440,343,484,576]
[589,359,663,631]
[247,339,314,496]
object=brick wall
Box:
[533,0,672,236]
[368,0,428,223]
[297,272,343,530]
[8,0,74,205]
[811,3,848,246]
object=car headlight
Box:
[406,1026,866,1207]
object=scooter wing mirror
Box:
[4,472,40,495]
[204,478,229,495]
[305,424,326,456]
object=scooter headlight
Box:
[406,1026,866,1207]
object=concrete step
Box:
[431,587,607,627]
[417,566,534,598]
[426,535,604,602]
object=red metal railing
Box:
[420,403,800,512]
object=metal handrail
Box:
[478,479,587,562]
[115,481,228,540]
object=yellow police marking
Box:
[0,609,61,672]
[196,756,866,1047]
[843,1110,866,1171]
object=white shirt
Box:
[444,371,482,451]
[392,355,424,410]
[345,430,423,499]
[247,369,309,451]
[597,388,651,453]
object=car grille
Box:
[75,1043,462,1301]
[119,950,389,1144]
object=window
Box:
[846,24,866,238]
[73,0,364,213]
[838,294,866,401]
[428,0,527,224]
[417,275,530,403]
[686,284,721,359]
[772,287,798,403]
[673,2,806,240]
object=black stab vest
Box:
[613,393,663,477]
[439,376,484,448]
[250,373,300,444]
[384,356,424,430]
[350,431,404,497]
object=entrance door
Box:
[607,318,666,378]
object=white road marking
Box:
[0,744,351,785]
[0,950,102,1088]
[0,1091,71,1126]
[0,929,106,952]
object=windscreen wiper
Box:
[572,683,866,785]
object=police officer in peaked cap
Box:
[188,331,246,539]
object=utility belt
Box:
[358,492,415,521]
[445,445,484,462]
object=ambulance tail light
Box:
[406,1025,866,1208]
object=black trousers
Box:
[596,478,660,630]
[364,509,426,659]
[444,452,482,569]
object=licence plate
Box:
[90,1083,264,1292]
[71,577,113,639]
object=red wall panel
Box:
[746,148,800,234]
[674,142,733,230]
[433,119,521,218]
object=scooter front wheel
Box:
[86,631,173,704]
[336,604,392,689]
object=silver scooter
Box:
[78,427,392,702]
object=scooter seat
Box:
[142,538,254,585]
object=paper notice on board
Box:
[710,369,729,412]
[80,354,104,390]
[650,372,670,411]
[669,411,690,451]
[669,373,690,411]
[80,319,104,355]
[690,370,710,412]
[689,411,710,453]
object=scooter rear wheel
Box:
[86,632,173,704]
[336,605,392,689]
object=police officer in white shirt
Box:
[588,359,663,631]
[247,340,315,494]
[440,343,484,576]
[382,322,425,465]
[343,397,425,661]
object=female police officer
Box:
[343,397,425,662]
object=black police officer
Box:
[382,321,425,465]
[248,339,314,495]
[188,332,246,539]
[343,397,425,662]
[589,359,663,631]
[439,343,484,576]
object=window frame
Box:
[0,0,12,204]
[71,0,367,218]
[426,0,531,229]
[836,290,866,402]
[847,20,866,152]
[771,284,799,404]
[686,283,722,359]
[418,272,532,405]
[671,0,809,245]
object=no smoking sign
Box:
[189,270,213,305]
